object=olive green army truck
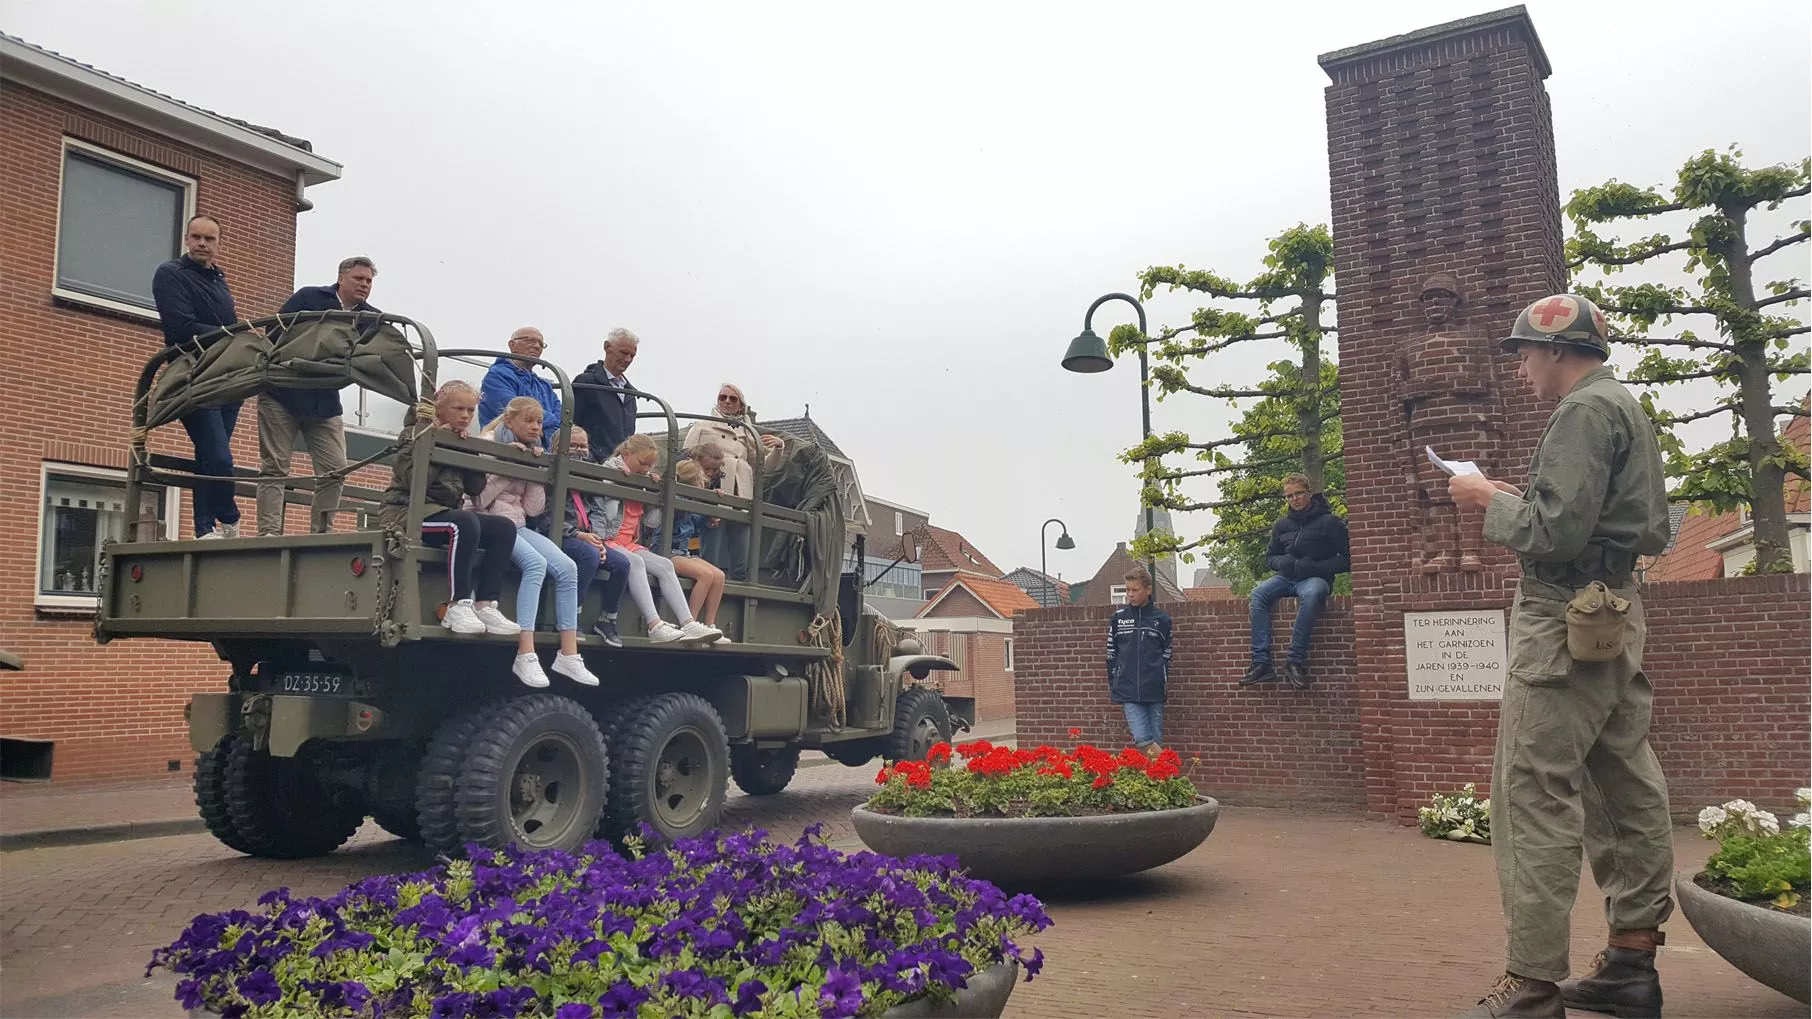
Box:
[96,311,963,858]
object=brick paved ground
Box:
[2,764,1802,1018]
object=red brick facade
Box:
[1016,575,1810,820]
[912,629,1017,725]
[0,81,312,782]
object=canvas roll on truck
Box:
[95,310,964,857]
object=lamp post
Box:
[1039,518,1075,608]
[1063,292,1159,601]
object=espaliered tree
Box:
[1567,148,1810,573]
[1115,223,1341,592]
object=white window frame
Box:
[894,511,904,536]
[1110,584,1128,606]
[35,462,179,612]
[1003,637,1015,672]
[52,137,198,322]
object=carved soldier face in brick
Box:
[1419,284,1460,327]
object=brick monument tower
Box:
[1319,7,1564,819]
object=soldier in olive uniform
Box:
[1446,294,1673,1019]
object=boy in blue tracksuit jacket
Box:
[1106,566,1173,754]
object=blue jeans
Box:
[595,542,631,614]
[1122,702,1165,746]
[701,520,750,582]
[510,529,577,632]
[1250,573,1332,665]
[561,536,601,606]
[179,402,242,535]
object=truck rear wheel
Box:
[223,739,364,859]
[604,693,729,844]
[372,808,423,842]
[730,745,800,796]
[417,705,491,856]
[887,687,952,763]
[454,694,609,854]
[194,735,258,855]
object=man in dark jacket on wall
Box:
[1107,566,1173,756]
[152,214,243,539]
[572,328,640,461]
[1243,473,1350,690]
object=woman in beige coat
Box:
[682,383,783,581]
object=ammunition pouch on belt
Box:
[1566,580,1631,662]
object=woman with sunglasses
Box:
[681,383,784,582]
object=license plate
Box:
[279,672,351,695]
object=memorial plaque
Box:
[1404,610,1507,700]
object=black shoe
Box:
[1239,661,1277,686]
[1559,948,1662,1018]
[591,618,623,648]
[1283,661,1313,690]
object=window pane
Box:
[57,150,184,308]
[40,473,166,597]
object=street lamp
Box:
[1039,518,1075,608]
[1063,292,1159,602]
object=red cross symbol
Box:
[1530,296,1576,329]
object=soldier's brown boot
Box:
[1560,930,1664,1018]
[1456,973,1564,1018]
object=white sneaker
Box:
[678,620,723,643]
[196,531,223,541]
[217,522,240,539]
[711,635,733,646]
[647,620,687,643]
[551,652,600,687]
[442,599,485,635]
[474,604,521,635]
[512,653,550,688]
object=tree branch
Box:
[1630,367,1738,384]
[1569,238,1696,270]
[1756,288,1810,310]
[1186,430,1303,452]
[1750,231,1810,263]
[1615,335,1735,352]
[1775,405,1811,417]
[1661,405,1738,426]
[1599,303,1720,317]
[1171,385,1296,400]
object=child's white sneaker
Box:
[551,652,600,687]
[647,620,686,643]
[475,604,521,635]
[512,653,550,688]
[442,599,485,635]
[678,620,723,643]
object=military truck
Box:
[96,311,962,858]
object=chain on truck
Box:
[95,310,967,858]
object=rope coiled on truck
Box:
[804,612,847,729]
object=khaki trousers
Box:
[1493,581,1674,982]
[256,397,347,536]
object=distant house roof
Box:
[1001,567,1071,608]
[1192,565,1232,589]
[917,525,1004,577]
[1,32,341,187]
[1642,410,1809,582]
[761,412,848,460]
[1076,542,1186,605]
[917,574,1040,620]
[1184,586,1242,602]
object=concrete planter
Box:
[851,797,1220,884]
[1676,871,1811,1004]
[880,959,1019,1018]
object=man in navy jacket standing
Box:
[152,214,243,539]
[1243,473,1350,690]
[257,257,378,535]
[1107,566,1173,756]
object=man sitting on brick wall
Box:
[1242,474,1350,690]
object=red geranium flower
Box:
[1092,774,1114,790]
[1068,727,1082,738]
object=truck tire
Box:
[730,745,800,796]
[593,696,656,839]
[416,704,492,856]
[455,694,609,854]
[194,735,258,855]
[823,740,881,768]
[604,692,729,844]
[887,687,952,763]
[223,739,364,859]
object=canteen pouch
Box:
[1566,581,1630,662]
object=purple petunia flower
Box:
[819,967,866,1017]
[447,942,496,969]
[732,979,768,1017]
[555,1003,596,1019]
[597,981,649,1018]
[236,970,281,1006]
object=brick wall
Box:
[0,82,308,783]
[1014,574,1810,820]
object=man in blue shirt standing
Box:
[479,327,562,449]
[152,214,243,539]
[256,257,378,535]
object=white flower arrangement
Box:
[1419,783,1491,844]
[1700,794,1804,841]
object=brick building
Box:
[901,574,1037,723]
[0,34,341,782]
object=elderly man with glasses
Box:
[478,326,563,449]
[1241,473,1350,690]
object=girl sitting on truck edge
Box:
[663,458,728,640]
[378,380,521,638]
[586,434,723,645]
[561,427,632,648]
[476,398,601,689]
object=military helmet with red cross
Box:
[1500,293,1612,360]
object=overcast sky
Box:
[10,0,1809,584]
